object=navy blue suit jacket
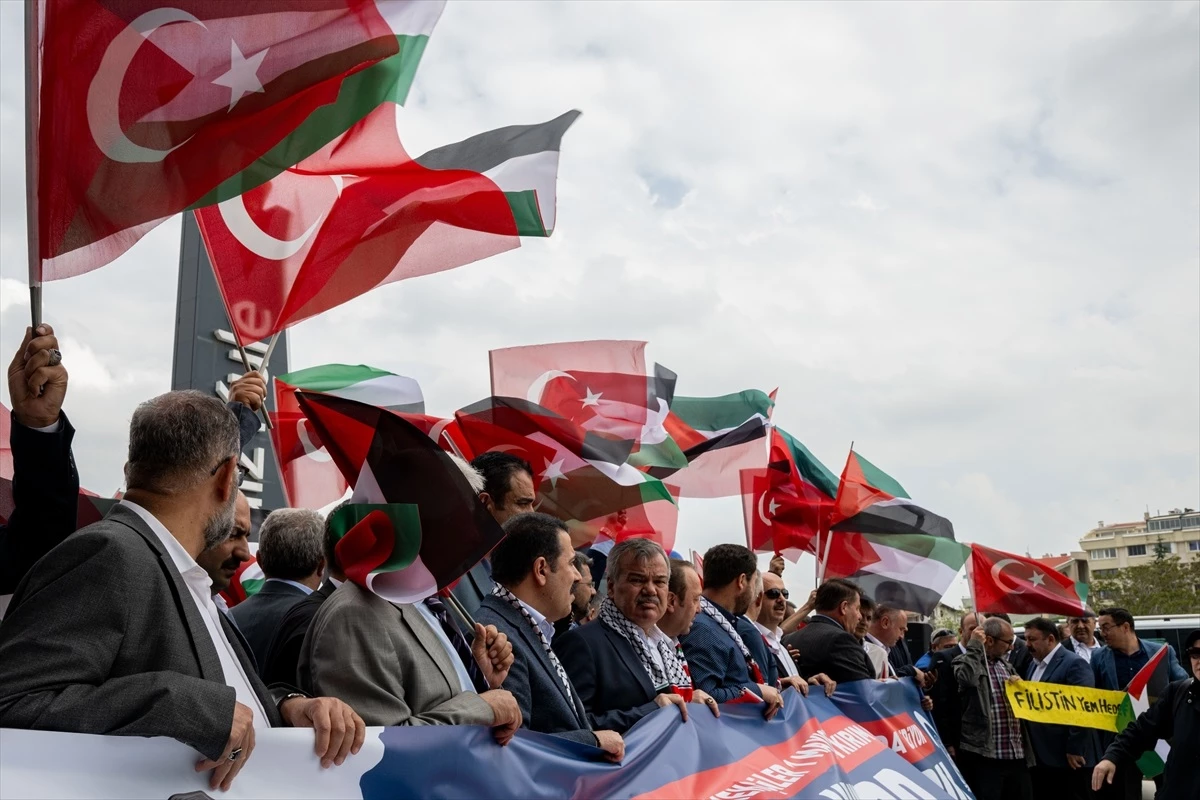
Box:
[737,615,777,685]
[475,595,597,745]
[680,607,763,703]
[554,621,664,734]
[1023,645,1098,767]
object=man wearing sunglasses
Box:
[1093,628,1199,800]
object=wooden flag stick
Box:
[25,0,41,330]
[256,333,280,375]
[443,589,477,631]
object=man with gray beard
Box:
[0,391,364,792]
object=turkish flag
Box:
[38,0,401,277]
[968,544,1085,617]
[489,341,648,401]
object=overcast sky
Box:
[2,1,1197,605]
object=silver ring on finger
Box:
[228,747,243,762]
[47,349,62,367]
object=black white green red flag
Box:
[271,364,423,510]
[821,532,970,615]
[830,450,955,540]
[295,391,504,602]
[197,105,579,345]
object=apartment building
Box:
[1079,508,1200,578]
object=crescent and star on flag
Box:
[990,558,1049,594]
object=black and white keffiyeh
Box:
[699,596,765,683]
[598,597,690,690]
[491,585,575,701]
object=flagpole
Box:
[444,590,477,630]
[256,333,280,375]
[25,0,41,329]
[819,441,854,584]
[233,340,273,430]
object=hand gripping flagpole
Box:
[25,0,42,330]
[443,589,477,630]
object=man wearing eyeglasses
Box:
[1088,607,1187,800]
[953,617,1034,800]
[1093,628,1199,800]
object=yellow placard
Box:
[1003,679,1127,732]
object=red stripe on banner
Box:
[853,713,936,764]
[633,716,887,800]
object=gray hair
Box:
[573,551,594,572]
[449,453,485,494]
[982,617,1010,640]
[606,538,669,586]
[125,390,240,494]
[257,508,326,581]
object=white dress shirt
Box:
[755,621,800,678]
[411,600,474,694]
[264,578,314,596]
[632,625,669,676]
[517,597,557,645]
[864,634,896,678]
[1031,643,1063,682]
[122,501,270,729]
[1073,639,1102,664]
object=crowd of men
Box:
[0,326,1196,799]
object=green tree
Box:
[1090,557,1200,615]
[1153,537,1171,562]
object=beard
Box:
[202,493,238,551]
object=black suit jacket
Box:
[475,595,597,745]
[0,415,79,595]
[0,504,285,760]
[782,615,874,683]
[261,579,337,687]
[1009,636,1033,678]
[888,637,918,678]
[554,621,664,734]
[229,580,310,669]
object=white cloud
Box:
[1,1,1197,595]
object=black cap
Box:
[1184,628,1200,653]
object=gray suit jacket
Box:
[0,504,283,761]
[475,595,598,746]
[299,580,493,727]
[230,580,309,670]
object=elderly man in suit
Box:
[0,391,364,792]
[783,579,875,684]
[230,508,326,668]
[1021,617,1096,800]
[260,503,349,687]
[475,512,626,761]
[555,538,719,734]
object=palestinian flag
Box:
[830,450,955,540]
[455,397,676,527]
[271,364,423,510]
[326,504,424,593]
[967,544,1086,616]
[415,110,581,237]
[197,104,578,345]
[1114,646,1172,777]
[295,391,505,603]
[822,532,970,615]
[220,548,264,608]
[194,0,445,206]
[39,0,439,278]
